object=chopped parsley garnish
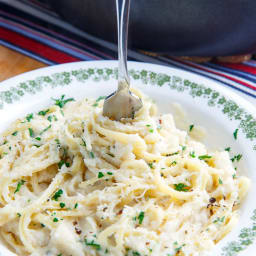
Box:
[148,162,154,169]
[89,151,95,158]
[233,129,239,140]
[189,124,194,132]
[53,217,58,222]
[218,178,223,184]
[80,139,86,147]
[58,160,64,169]
[47,116,52,122]
[17,213,21,217]
[52,189,63,201]
[107,153,115,157]
[98,172,104,178]
[38,109,49,116]
[232,174,237,179]
[138,211,145,224]
[81,138,87,147]
[231,154,242,162]
[174,183,189,192]
[198,155,212,160]
[85,239,101,250]
[55,139,60,147]
[181,146,186,151]
[166,151,179,157]
[28,128,34,137]
[96,96,106,102]
[52,95,74,108]
[53,115,58,121]
[35,137,41,141]
[40,125,51,135]
[170,161,177,166]
[131,110,135,119]
[12,131,18,136]
[58,160,70,169]
[132,252,141,256]
[107,172,113,175]
[92,103,98,107]
[59,202,65,208]
[225,147,231,152]
[189,151,196,158]
[26,113,33,122]
[213,216,225,223]
[14,180,25,193]
[146,124,154,133]
[74,203,78,209]
[174,243,186,252]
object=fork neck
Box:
[116,0,130,91]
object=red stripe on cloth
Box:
[218,62,256,75]
[0,26,80,63]
[173,57,256,90]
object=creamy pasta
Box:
[0,89,250,256]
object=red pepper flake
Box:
[159,119,162,124]
[75,226,82,235]
[117,209,123,215]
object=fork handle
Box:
[116,0,130,91]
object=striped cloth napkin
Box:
[0,0,256,106]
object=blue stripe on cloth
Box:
[204,62,256,83]
[156,56,256,98]
[160,56,256,93]
[244,61,256,68]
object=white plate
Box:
[0,61,256,256]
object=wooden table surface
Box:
[0,45,47,82]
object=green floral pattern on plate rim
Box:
[0,67,255,256]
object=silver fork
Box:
[103,0,142,121]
